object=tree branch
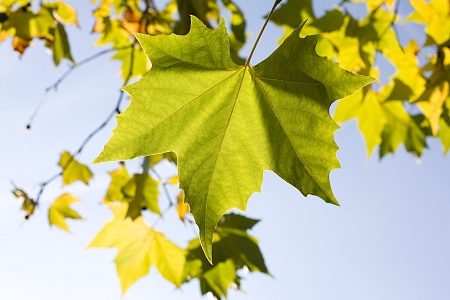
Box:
[26,45,131,130]
[33,43,136,205]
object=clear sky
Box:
[1,0,450,299]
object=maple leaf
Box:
[407,0,450,45]
[184,213,268,298]
[59,151,93,186]
[88,203,185,294]
[95,16,372,261]
[48,193,83,232]
[334,85,431,158]
[103,163,161,218]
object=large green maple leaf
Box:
[95,16,372,261]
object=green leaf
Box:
[88,205,185,294]
[103,163,161,218]
[113,45,149,83]
[203,259,236,298]
[217,212,259,230]
[335,89,387,156]
[52,22,74,66]
[58,151,93,186]
[122,173,161,219]
[104,162,130,203]
[439,94,450,153]
[174,0,212,34]
[95,16,373,261]
[184,213,268,298]
[48,193,82,232]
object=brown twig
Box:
[33,43,136,205]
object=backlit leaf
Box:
[88,206,185,294]
[176,191,190,222]
[48,193,82,232]
[184,213,268,298]
[58,151,93,186]
[95,16,373,261]
[408,0,450,45]
[103,164,161,218]
[56,0,78,26]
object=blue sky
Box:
[1,0,450,299]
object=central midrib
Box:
[201,65,249,247]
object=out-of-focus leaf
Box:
[176,191,190,222]
[439,99,450,153]
[335,84,431,158]
[104,162,130,203]
[58,151,93,186]
[103,164,161,219]
[408,0,450,45]
[48,193,82,232]
[56,0,78,26]
[88,205,185,294]
[184,213,268,299]
[12,185,35,220]
[113,45,149,82]
[52,23,74,65]
[203,259,236,298]
[418,82,449,135]
[12,36,28,53]
[122,173,161,219]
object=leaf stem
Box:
[244,0,282,67]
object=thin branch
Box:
[151,204,173,228]
[33,43,136,205]
[150,167,175,207]
[26,45,131,130]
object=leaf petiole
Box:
[245,0,282,67]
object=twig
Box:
[151,204,173,228]
[26,45,131,130]
[150,167,175,207]
[33,43,136,205]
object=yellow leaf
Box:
[418,82,449,136]
[88,212,185,294]
[409,0,450,45]
[103,162,130,203]
[58,151,93,186]
[12,36,29,54]
[56,0,78,26]
[168,176,179,185]
[48,194,83,232]
[176,191,190,222]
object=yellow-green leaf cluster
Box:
[0,0,76,63]
[103,163,161,219]
[184,213,268,299]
